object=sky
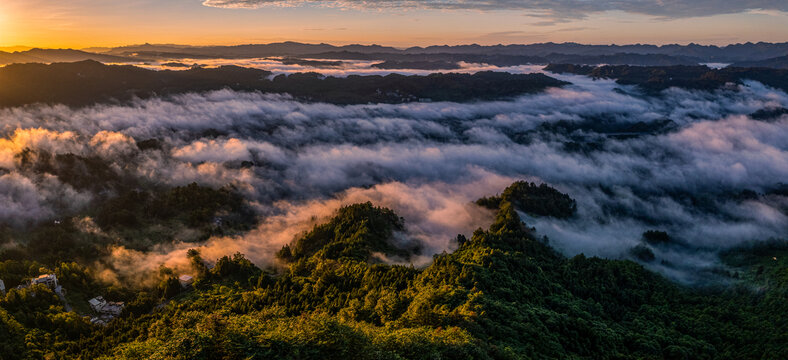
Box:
[0,0,787,48]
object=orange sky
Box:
[1,0,787,48]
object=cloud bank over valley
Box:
[0,69,785,284]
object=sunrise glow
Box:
[0,1,787,48]
[1,1,787,359]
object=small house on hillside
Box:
[102,301,124,316]
[88,296,106,312]
[31,274,58,289]
[89,296,124,316]
[178,275,194,288]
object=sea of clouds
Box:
[0,69,786,283]
[135,57,546,76]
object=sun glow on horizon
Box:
[0,5,7,47]
[0,1,786,49]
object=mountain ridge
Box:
[95,41,788,62]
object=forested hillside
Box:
[544,64,788,92]
[1,182,785,359]
[0,61,566,107]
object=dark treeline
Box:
[0,48,136,66]
[544,64,788,92]
[0,60,567,107]
[371,60,463,70]
[732,55,788,69]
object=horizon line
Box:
[4,39,788,52]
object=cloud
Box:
[171,138,286,163]
[0,173,53,224]
[0,173,91,226]
[0,128,82,168]
[99,175,506,284]
[1,66,786,283]
[201,0,788,20]
[89,131,138,159]
[132,58,548,77]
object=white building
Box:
[88,296,106,312]
[178,275,194,288]
[88,296,124,316]
[0,279,5,295]
[102,301,124,316]
[31,274,58,289]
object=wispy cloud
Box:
[202,0,788,21]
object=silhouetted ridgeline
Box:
[544,64,788,92]
[0,60,567,107]
[278,57,344,68]
[308,51,700,67]
[371,60,462,70]
[6,42,788,70]
[0,48,136,65]
[102,41,788,63]
[732,55,788,69]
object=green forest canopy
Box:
[0,182,786,359]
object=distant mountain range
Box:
[0,60,566,107]
[97,41,788,63]
[400,42,788,62]
[731,55,788,69]
[0,48,136,65]
[0,46,33,53]
[544,64,788,93]
[101,42,400,58]
[1,41,788,68]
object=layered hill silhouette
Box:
[3,42,788,70]
[98,41,788,63]
[0,48,136,65]
[732,55,788,69]
[545,64,788,92]
[0,60,567,107]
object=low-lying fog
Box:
[0,68,785,283]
